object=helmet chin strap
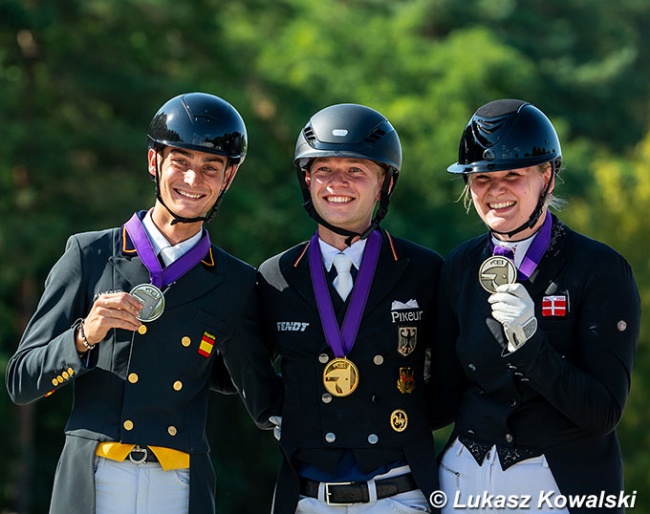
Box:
[157,196,209,225]
[490,176,553,239]
[300,171,393,247]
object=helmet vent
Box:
[303,127,317,143]
[365,128,387,143]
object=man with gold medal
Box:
[6,93,282,514]
[257,104,444,513]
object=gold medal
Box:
[478,256,517,293]
[130,284,165,322]
[322,358,359,397]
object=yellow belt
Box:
[95,442,189,471]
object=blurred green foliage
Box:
[1,0,649,512]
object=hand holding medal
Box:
[79,292,144,351]
[488,283,538,350]
[480,219,550,350]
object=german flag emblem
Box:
[198,332,216,358]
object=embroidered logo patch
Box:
[397,326,417,356]
[198,332,216,358]
[390,299,423,323]
[542,296,567,317]
[276,321,310,332]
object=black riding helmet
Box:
[147,92,248,224]
[294,103,402,244]
[448,99,562,238]
[447,99,562,175]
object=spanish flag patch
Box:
[198,332,216,358]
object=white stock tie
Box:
[332,253,354,301]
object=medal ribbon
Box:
[490,213,552,281]
[309,230,381,358]
[124,212,211,288]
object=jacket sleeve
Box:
[6,236,93,405]
[217,275,283,429]
[506,249,640,435]
[429,252,469,430]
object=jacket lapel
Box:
[111,225,151,288]
[526,216,570,297]
[363,232,409,315]
[163,249,223,308]
[282,242,319,312]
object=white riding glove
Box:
[488,283,538,352]
[269,415,282,441]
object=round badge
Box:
[478,256,517,293]
[390,409,408,432]
[130,284,165,322]
[322,358,359,397]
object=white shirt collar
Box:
[491,233,535,269]
[141,210,203,265]
[318,237,367,272]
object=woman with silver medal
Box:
[431,99,640,514]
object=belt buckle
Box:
[128,445,148,464]
[324,481,354,506]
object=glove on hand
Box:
[488,283,538,351]
[269,415,282,441]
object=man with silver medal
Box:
[256,104,445,513]
[6,93,282,514]
[431,99,640,514]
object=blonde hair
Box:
[457,162,565,213]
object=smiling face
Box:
[305,157,387,247]
[468,165,553,241]
[149,146,234,241]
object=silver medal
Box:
[130,283,165,322]
[478,256,517,293]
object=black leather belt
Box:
[300,473,418,505]
[128,445,159,464]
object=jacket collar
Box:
[282,229,409,316]
[120,221,216,269]
[112,217,221,308]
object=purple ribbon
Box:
[490,213,552,281]
[492,245,514,260]
[309,230,381,358]
[124,212,212,288]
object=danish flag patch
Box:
[542,296,567,317]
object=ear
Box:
[304,171,312,187]
[147,148,158,178]
[543,166,555,195]
[386,175,395,195]
[376,173,393,201]
[221,163,239,192]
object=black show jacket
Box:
[258,230,444,514]
[432,215,640,514]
